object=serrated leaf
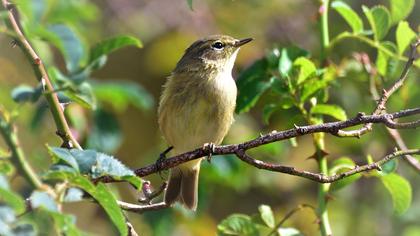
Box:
[30,191,58,212]
[396,21,417,54]
[389,0,415,24]
[48,24,86,73]
[380,173,412,215]
[363,5,391,41]
[293,57,317,84]
[92,81,154,112]
[310,104,347,121]
[258,205,275,228]
[90,35,142,63]
[278,227,304,236]
[331,1,363,33]
[217,214,259,236]
[329,157,361,191]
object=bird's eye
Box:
[212,41,224,50]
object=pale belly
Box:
[159,77,237,153]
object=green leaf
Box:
[293,57,317,84]
[376,41,398,76]
[310,104,347,121]
[48,24,86,73]
[30,191,58,212]
[380,173,412,215]
[363,5,391,41]
[278,46,309,78]
[235,58,272,113]
[389,0,415,24]
[300,79,327,102]
[278,227,304,236]
[187,0,193,10]
[46,211,83,236]
[0,176,25,213]
[258,205,275,228]
[90,35,142,63]
[44,172,126,235]
[94,183,127,235]
[64,82,96,109]
[380,159,398,175]
[217,214,259,236]
[329,157,361,191]
[396,21,417,54]
[11,85,42,103]
[92,81,154,112]
[331,1,363,33]
[87,109,122,154]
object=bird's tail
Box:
[164,160,201,211]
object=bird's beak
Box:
[235,38,253,47]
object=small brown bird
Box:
[158,35,252,210]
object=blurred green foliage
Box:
[0,0,419,235]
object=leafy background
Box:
[0,0,419,235]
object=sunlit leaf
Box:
[63,188,84,203]
[389,0,415,24]
[293,57,317,84]
[395,21,416,55]
[380,173,412,215]
[278,46,309,78]
[90,35,142,63]
[300,80,327,102]
[311,104,347,121]
[217,214,259,236]
[278,227,304,236]
[363,5,391,41]
[258,205,275,228]
[331,1,363,33]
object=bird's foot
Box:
[155,146,173,179]
[203,143,215,163]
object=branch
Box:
[336,39,420,137]
[0,108,44,189]
[1,0,81,149]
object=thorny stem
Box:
[1,0,81,149]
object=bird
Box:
[158,35,252,210]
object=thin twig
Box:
[118,201,169,213]
[1,0,81,149]
[267,204,315,236]
[336,39,420,137]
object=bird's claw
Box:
[155,146,173,180]
[203,143,215,163]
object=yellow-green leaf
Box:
[380,173,412,215]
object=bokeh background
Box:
[1,0,420,235]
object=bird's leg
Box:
[155,146,173,179]
[203,143,215,163]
